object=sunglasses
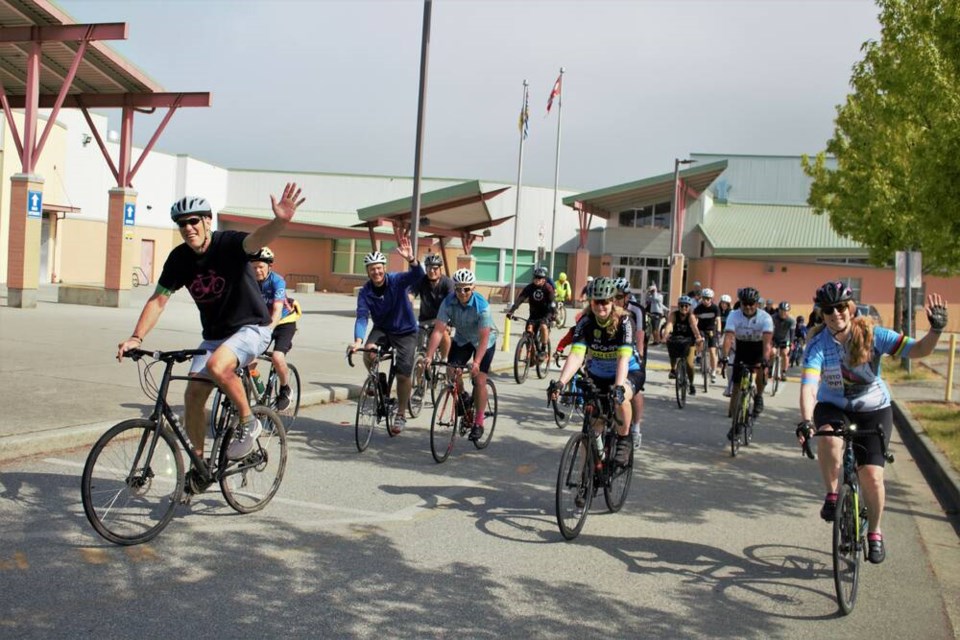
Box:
[822,304,849,316]
[679,304,690,309]
[176,216,204,229]
[615,294,625,301]
[591,299,613,306]
[427,265,442,270]
[455,287,473,294]
[741,302,757,308]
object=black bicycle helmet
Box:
[737,287,761,304]
[533,266,548,279]
[814,281,854,306]
[424,253,443,267]
[778,301,791,311]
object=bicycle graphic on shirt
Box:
[188,272,226,302]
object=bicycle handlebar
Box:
[346,345,392,368]
[123,348,206,363]
[807,424,894,464]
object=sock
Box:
[825,492,838,503]
[868,531,883,541]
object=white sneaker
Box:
[710,372,717,383]
[227,419,262,460]
[391,414,406,435]
[633,432,642,450]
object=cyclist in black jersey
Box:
[507,265,556,358]
[694,287,722,382]
[549,277,642,465]
[413,253,454,359]
[664,295,703,394]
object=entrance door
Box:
[140,240,155,284]
[40,216,51,283]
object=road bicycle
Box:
[509,315,551,384]
[428,361,498,463]
[803,422,893,615]
[699,336,713,394]
[210,349,301,432]
[410,322,445,418]
[348,345,402,452]
[81,348,286,545]
[667,339,691,409]
[553,301,567,329]
[788,338,805,368]
[728,362,763,457]
[553,376,634,540]
[769,352,783,396]
[550,353,585,429]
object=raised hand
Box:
[925,293,948,332]
[270,182,305,223]
[395,235,415,262]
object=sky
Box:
[54,0,882,192]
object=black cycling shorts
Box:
[590,370,645,396]
[367,327,418,377]
[813,403,893,468]
[447,340,496,374]
[271,323,296,354]
[666,337,693,361]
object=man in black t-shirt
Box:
[413,253,454,359]
[117,183,305,475]
[507,265,556,358]
[693,288,722,382]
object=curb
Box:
[0,383,362,464]
[891,400,960,517]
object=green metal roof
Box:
[218,207,392,233]
[697,203,867,256]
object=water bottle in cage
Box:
[378,372,389,398]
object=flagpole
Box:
[509,80,528,308]
[409,0,432,256]
[548,67,564,278]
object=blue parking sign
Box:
[123,203,136,226]
[27,190,42,218]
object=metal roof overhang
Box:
[355,180,513,237]
[562,160,729,219]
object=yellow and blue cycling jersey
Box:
[570,313,642,379]
[801,326,913,412]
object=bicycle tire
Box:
[770,359,781,396]
[220,406,287,514]
[556,432,594,540]
[743,393,755,446]
[355,377,378,452]
[81,419,183,546]
[675,364,687,409]
[701,348,710,394]
[473,378,498,449]
[730,395,741,458]
[833,482,861,615]
[429,352,445,406]
[555,304,566,329]
[430,386,458,463]
[268,362,301,430]
[603,441,633,512]
[536,337,552,379]
[554,381,575,429]
[514,335,531,384]
[409,354,427,418]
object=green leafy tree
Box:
[802,0,960,274]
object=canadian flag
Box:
[546,74,562,114]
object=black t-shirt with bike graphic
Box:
[158,230,271,340]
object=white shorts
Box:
[189,325,273,378]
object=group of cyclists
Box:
[116,186,950,566]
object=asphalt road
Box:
[1,359,957,639]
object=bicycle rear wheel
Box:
[675,365,687,409]
[81,419,184,546]
[833,482,862,615]
[604,438,634,512]
[536,337,552,379]
[220,406,287,513]
[514,336,531,384]
[556,432,594,540]
[355,377,378,452]
[473,378,498,449]
[430,387,459,463]
[409,354,427,418]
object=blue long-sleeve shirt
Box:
[353,264,425,341]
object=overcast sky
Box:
[55,0,881,192]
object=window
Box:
[332,239,397,275]
[616,201,671,229]
[474,247,501,283]
[503,249,536,283]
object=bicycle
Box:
[769,353,782,396]
[699,337,712,394]
[728,362,763,457]
[81,348,286,545]
[553,301,567,329]
[347,344,400,452]
[210,350,301,432]
[553,376,634,540]
[788,338,805,368]
[428,361,498,463]
[803,422,893,615]
[509,315,551,384]
[550,353,585,429]
[410,322,445,417]
[667,339,690,409]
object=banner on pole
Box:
[895,251,921,288]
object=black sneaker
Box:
[868,536,886,564]
[468,424,484,442]
[753,395,764,415]
[689,384,696,396]
[820,496,837,522]
[613,435,632,466]
[668,370,677,379]
[276,385,291,411]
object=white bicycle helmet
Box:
[612,277,630,294]
[720,294,732,304]
[452,268,476,285]
[701,288,715,299]
[248,247,274,264]
[170,196,212,220]
[364,251,387,266]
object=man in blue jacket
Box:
[350,235,424,433]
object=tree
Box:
[802,0,960,275]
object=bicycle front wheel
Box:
[514,336,531,384]
[833,482,862,615]
[473,378,498,450]
[355,377,378,452]
[770,359,781,396]
[536,337,552,379]
[430,387,458,463]
[675,365,687,409]
[220,406,287,513]
[409,354,427,418]
[556,432,594,540]
[701,350,710,393]
[604,442,634,512]
[729,397,742,458]
[81,419,184,546]
[555,304,566,329]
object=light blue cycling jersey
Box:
[801,326,913,412]
[436,291,498,349]
[259,271,293,321]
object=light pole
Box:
[667,158,696,309]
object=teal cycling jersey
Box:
[436,291,498,349]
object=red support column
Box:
[103,188,137,306]
[7,174,44,308]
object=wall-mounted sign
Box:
[27,190,43,218]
